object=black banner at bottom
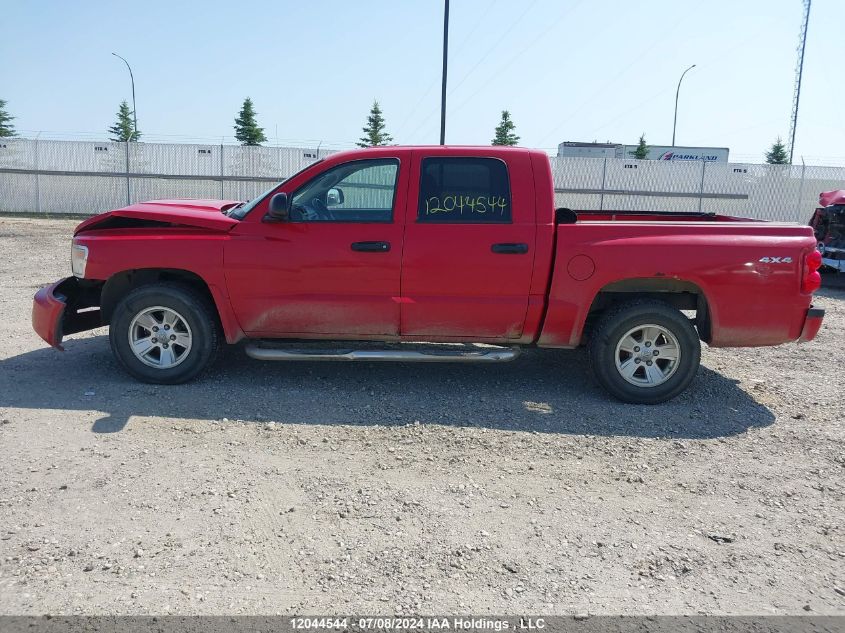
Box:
[0,616,843,633]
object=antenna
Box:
[788,0,811,164]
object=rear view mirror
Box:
[326,187,344,207]
[264,193,290,222]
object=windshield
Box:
[226,160,324,220]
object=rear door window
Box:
[417,157,511,223]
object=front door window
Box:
[291,159,399,222]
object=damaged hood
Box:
[74,199,243,234]
[820,190,845,207]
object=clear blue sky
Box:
[2,0,842,163]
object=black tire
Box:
[109,283,221,384]
[587,299,701,404]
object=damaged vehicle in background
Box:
[810,189,845,274]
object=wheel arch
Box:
[582,277,712,344]
[100,268,244,343]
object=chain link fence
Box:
[550,156,844,221]
[1,138,843,222]
[0,139,332,216]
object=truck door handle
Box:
[491,242,529,254]
[351,241,390,252]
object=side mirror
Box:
[326,187,344,207]
[264,193,290,222]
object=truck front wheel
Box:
[109,283,221,384]
[587,300,701,404]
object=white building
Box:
[558,141,729,162]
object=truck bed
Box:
[537,212,818,349]
[570,210,755,223]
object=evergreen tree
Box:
[108,100,140,142]
[765,137,789,164]
[356,100,393,147]
[234,97,267,146]
[0,98,16,137]
[631,134,649,159]
[491,110,520,146]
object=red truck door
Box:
[224,156,408,337]
[400,150,537,340]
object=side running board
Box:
[244,345,521,363]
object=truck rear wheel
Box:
[587,300,700,404]
[109,283,221,384]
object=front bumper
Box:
[32,277,102,350]
[797,306,824,343]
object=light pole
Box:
[112,52,138,139]
[672,64,695,146]
[788,0,811,164]
[439,0,449,145]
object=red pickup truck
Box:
[32,146,824,403]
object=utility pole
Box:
[112,53,138,139]
[439,0,450,145]
[672,64,696,146]
[788,0,811,164]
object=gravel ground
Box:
[0,216,843,616]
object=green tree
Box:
[356,100,393,147]
[631,134,649,159]
[491,110,520,146]
[108,100,140,142]
[0,98,16,137]
[234,97,267,146]
[765,137,789,164]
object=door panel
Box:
[400,151,537,340]
[224,157,408,338]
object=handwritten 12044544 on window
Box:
[423,194,509,218]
